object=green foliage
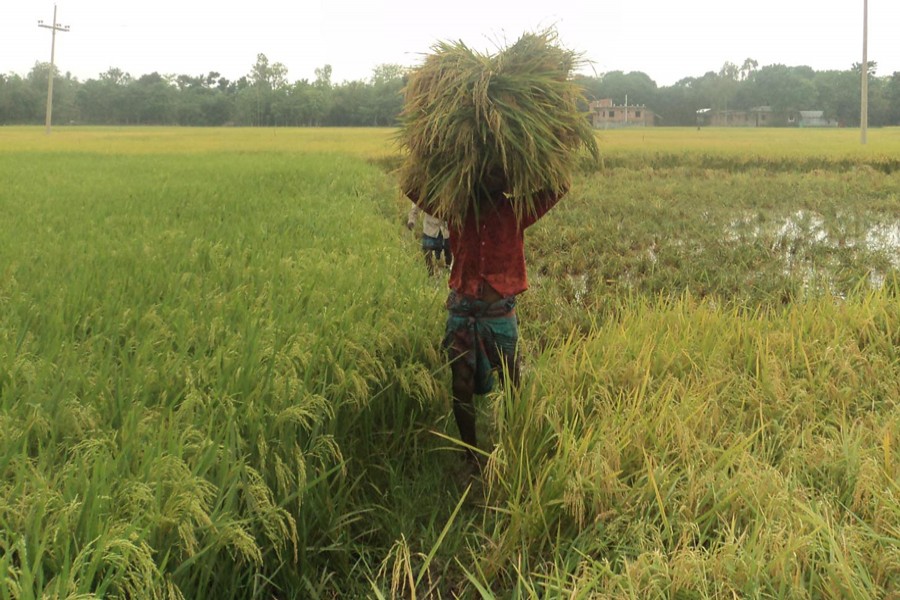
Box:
[0,58,405,127]
[5,54,900,128]
[577,70,658,106]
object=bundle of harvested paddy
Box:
[398,30,599,225]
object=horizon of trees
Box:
[582,59,900,127]
[2,54,899,127]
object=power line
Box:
[38,4,70,135]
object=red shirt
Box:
[408,189,564,298]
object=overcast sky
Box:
[4,1,899,86]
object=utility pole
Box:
[38,4,70,135]
[860,0,868,145]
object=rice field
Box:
[0,126,898,599]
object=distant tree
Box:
[100,67,131,86]
[0,73,41,123]
[740,65,817,116]
[571,75,594,98]
[582,70,657,106]
[719,61,739,81]
[314,64,332,89]
[885,72,900,125]
[865,73,891,127]
[739,58,758,81]
[245,53,289,126]
[328,80,372,126]
[199,92,232,125]
[654,83,700,126]
[851,61,878,77]
[368,63,405,125]
[285,80,317,126]
[688,71,721,108]
[812,69,860,125]
[371,63,405,85]
[175,74,204,91]
[713,61,741,112]
[250,54,288,90]
[130,72,177,124]
[24,62,79,124]
[26,62,53,118]
[308,65,334,125]
[204,71,221,89]
[5,52,899,128]
[54,71,80,123]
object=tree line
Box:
[583,59,900,127]
[0,54,405,127]
[2,54,899,127]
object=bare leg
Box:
[450,358,478,465]
[423,249,436,276]
[443,246,453,268]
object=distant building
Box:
[696,106,837,128]
[697,106,774,127]
[590,98,657,128]
[798,110,838,128]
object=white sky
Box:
[3,1,899,86]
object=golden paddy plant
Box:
[0,126,396,159]
[397,29,600,225]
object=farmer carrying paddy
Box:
[398,30,599,473]
[406,174,565,471]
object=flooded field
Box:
[527,162,900,330]
[727,209,900,290]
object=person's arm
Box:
[405,187,446,228]
[404,186,429,212]
[407,202,420,230]
[522,186,568,228]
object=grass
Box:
[0,126,898,598]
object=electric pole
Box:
[860,0,868,145]
[38,4,70,135]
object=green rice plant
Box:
[0,141,458,598]
[397,30,599,224]
[2,127,899,598]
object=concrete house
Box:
[697,106,837,128]
[797,110,838,127]
[590,98,657,128]
[697,106,775,127]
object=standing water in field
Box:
[726,209,900,292]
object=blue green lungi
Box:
[443,291,519,395]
